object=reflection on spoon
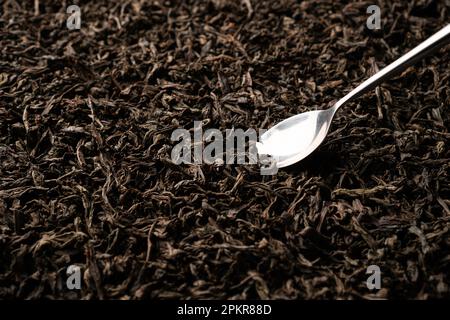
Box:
[257,109,334,168]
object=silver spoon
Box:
[257,24,450,168]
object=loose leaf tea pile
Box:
[0,0,449,299]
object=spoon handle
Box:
[335,24,450,110]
